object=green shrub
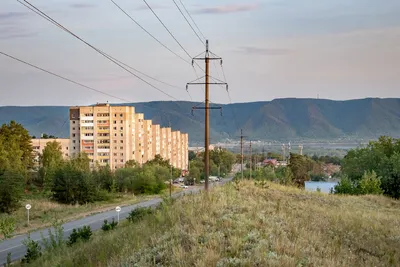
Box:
[22,235,42,263]
[127,207,153,223]
[0,217,15,240]
[101,219,118,232]
[334,176,357,195]
[41,220,64,251]
[358,171,383,195]
[67,226,92,246]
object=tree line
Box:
[0,121,182,213]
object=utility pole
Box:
[249,141,252,179]
[170,164,172,198]
[239,129,247,179]
[187,40,227,191]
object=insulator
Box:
[220,59,223,65]
[186,84,189,91]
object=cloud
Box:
[239,46,290,56]
[0,12,30,21]
[0,32,38,40]
[194,3,259,14]
[70,3,96,9]
[135,4,167,11]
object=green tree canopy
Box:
[0,121,34,170]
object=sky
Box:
[0,0,400,106]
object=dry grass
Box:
[27,181,400,267]
[0,187,181,238]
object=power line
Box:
[109,0,191,65]
[171,0,205,45]
[142,0,193,60]
[177,0,206,40]
[0,51,131,103]
[17,0,183,101]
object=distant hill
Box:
[1,98,400,143]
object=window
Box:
[120,147,123,150]
[120,140,123,144]
[114,140,117,143]
[120,114,123,117]
[66,147,69,150]
[120,120,123,124]
[72,127,75,130]
[73,140,76,144]
[73,147,76,150]
[114,153,117,156]
[113,121,117,124]
[121,153,124,156]
[120,127,123,130]
[72,133,76,137]
[73,121,75,124]
[114,133,117,137]
[121,133,123,137]
[120,160,124,163]
[113,127,117,130]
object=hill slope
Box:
[1,98,400,142]
[27,181,400,267]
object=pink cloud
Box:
[195,3,259,14]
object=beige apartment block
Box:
[152,124,161,157]
[135,113,145,164]
[160,127,167,160]
[171,131,178,168]
[143,120,153,163]
[176,132,182,169]
[181,133,189,170]
[31,138,70,167]
[69,104,136,169]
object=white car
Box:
[180,185,188,189]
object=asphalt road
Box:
[0,178,232,265]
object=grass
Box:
[0,187,182,238]
[20,181,400,266]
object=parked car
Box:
[180,185,188,189]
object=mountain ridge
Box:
[1,98,400,143]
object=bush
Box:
[334,171,383,195]
[22,235,42,263]
[101,219,118,232]
[0,170,24,213]
[358,171,383,195]
[52,163,97,205]
[0,217,15,240]
[334,176,356,195]
[67,226,92,246]
[41,220,64,251]
[127,207,153,223]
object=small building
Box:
[263,158,278,167]
[31,138,70,167]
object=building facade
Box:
[69,104,188,170]
[31,138,70,167]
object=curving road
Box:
[0,178,232,265]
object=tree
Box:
[52,162,96,204]
[0,121,34,169]
[125,160,139,169]
[358,171,383,195]
[40,140,64,190]
[188,151,196,161]
[288,153,310,187]
[341,136,400,198]
[0,170,25,213]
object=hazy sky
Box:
[1,0,400,106]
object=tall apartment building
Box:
[152,124,161,157]
[181,133,189,170]
[171,131,178,168]
[69,104,188,170]
[70,104,136,169]
[143,120,153,163]
[134,113,144,164]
